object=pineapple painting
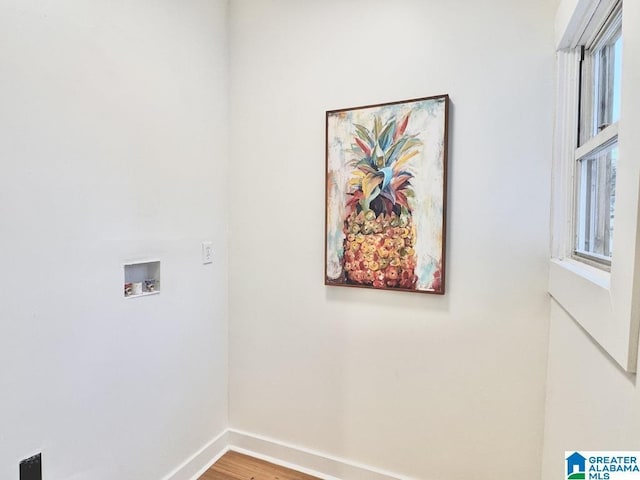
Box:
[325,96,449,294]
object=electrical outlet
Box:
[20,453,41,480]
[202,241,213,264]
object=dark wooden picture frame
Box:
[325,95,449,294]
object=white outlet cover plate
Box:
[202,241,213,264]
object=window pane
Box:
[576,142,617,260]
[595,30,622,131]
[578,8,622,146]
[612,35,622,122]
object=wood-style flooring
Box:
[199,451,322,480]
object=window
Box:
[549,0,640,373]
[574,3,622,266]
[575,141,617,260]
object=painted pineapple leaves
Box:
[347,111,421,215]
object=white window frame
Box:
[574,5,621,265]
[550,0,640,372]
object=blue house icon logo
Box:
[567,452,586,479]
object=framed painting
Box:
[325,95,449,294]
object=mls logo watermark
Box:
[566,452,640,480]
[567,452,587,479]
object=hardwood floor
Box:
[199,451,321,480]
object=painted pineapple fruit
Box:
[343,112,421,289]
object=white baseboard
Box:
[162,429,229,480]
[164,428,412,480]
[226,428,409,480]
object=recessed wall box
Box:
[124,260,160,298]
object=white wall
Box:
[541,304,640,479]
[541,3,640,478]
[0,1,228,479]
[228,1,555,479]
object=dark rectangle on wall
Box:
[20,453,42,480]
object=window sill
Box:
[548,257,636,372]
[551,257,610,289]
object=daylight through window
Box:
[574,2,622,265]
